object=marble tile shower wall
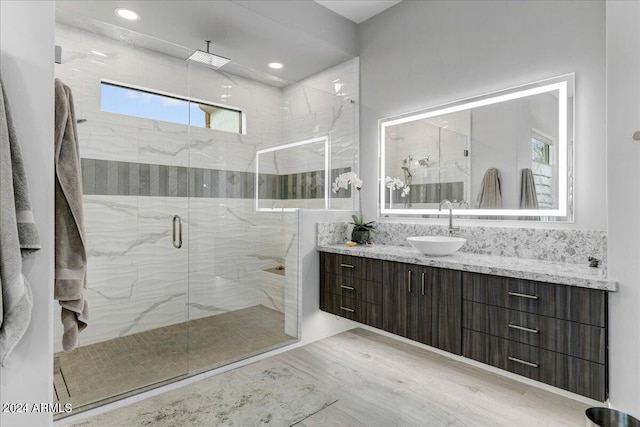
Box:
[54,23,357,351]
[317,222,607,269]
[282,59,359,211]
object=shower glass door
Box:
[53,24,192,413]
[185,62,299,374]
[53,6,356,415]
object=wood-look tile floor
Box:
[289,328,589,426]
[72,327,590,426]
[54,305,295,415]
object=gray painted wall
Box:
[359,0,606,228]
[606,1,640,418]
[0,2,55,426]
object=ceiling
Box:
[314,0,402,24]
[55,1,396,87]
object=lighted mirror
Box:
[380,74,574,220]
[256,136,329,211]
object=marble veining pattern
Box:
[54,21,357,353]
[317,244,616,291]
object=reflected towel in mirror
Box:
[476,168,502,209]
[519,168,539,209]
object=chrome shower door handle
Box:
[172,215,183,249]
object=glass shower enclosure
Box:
[52,11,357,416]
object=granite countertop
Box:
[317,244,617,291]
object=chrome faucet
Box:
[439,199,460,236]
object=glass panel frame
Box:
[255,136,330,212]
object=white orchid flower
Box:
[332,172,363,193]
[385,176,410,197]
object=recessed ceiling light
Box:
[269,62,283,70]
[115,8,140,21]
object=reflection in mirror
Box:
[255,137,329,211]
[379,74,574,220]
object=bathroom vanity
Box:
[318,246,615,401]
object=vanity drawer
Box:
[320,292,382,328]
[462,272,606,327]
[320,252,383,282]
[463,329,606,401]
[321,272,383,305]
[463,301,605,363]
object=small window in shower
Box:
[531,130,555,209]
[100,81,244,133]
[531,132,552,165]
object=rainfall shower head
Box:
[187,40,230,70]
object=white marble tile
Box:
[283,212,300,338]
[54,19,359,349]
[77,300,139,346]
[85,229,144,262]
[137,197,188,232]
[187,275,260,321]
[186,131,228,170]
[259,271,285,313]
[137,259,189,300]
[138,126,189,167]
[78,120,139,162]
[138,56,189,96]
[86,259,138,308]
[125,294,188,336]
[83,195,138,233]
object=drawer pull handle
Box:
[340,263,355,269]
[341,285,355,291]
[421,272,425,296]
[408,270,413,293]
[508,323,539,334]
[508,291,539,300]
[340,306,354,313]
[508,356,539,368]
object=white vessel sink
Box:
[407,236,466,256]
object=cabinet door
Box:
[383,262,462,354]
[422,266,462,354]
[383,262,414,338]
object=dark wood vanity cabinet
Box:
[382,262,462,354]
[319,252,608,401]
[319,252,384,328]
[319,253,462,354]
[462,271,607,401]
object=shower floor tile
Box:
[54,305,295,416]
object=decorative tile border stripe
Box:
[389,182,465,206]
[81,158,351,200]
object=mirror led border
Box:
[255,136,329,212]
[379,74,572,218]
